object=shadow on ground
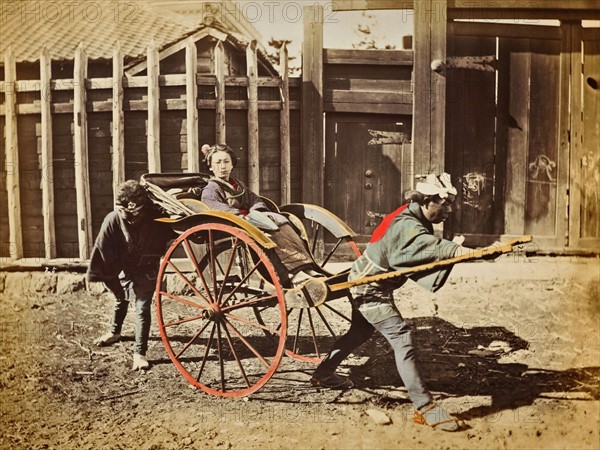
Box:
[343,316,600,419]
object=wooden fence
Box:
[0,40,301,261]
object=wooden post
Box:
[147,40,161,172]
[4,47,23,260]
[302,4,324,205]
[40,46,56,259]
[413,0,447,178]
[214,40,226,143]
[73,43,93,259]
[246,40,259,193]
[112,44,125,195]
[186,38,200,173]
[279,41,291,205]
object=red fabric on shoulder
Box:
[369,204,409,243]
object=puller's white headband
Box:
[415,173,457,199]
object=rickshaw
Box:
[141,173,531,398]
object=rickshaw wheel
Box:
[281,215,360,364]
[199,240,354,365]
[156,223,287,398]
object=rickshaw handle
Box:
[329,235,533,293]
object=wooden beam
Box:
[448,22,561,40]
[40,46,56,259]
[324,90,413,104]
[112,44,125,195]
[324,102,413,115]
[412,0,447,180]
[323,49,414,65]
[73,43,93,259]
[186,38,200,172]
[0,74,295,93]
[302,4,324,205]
[147,40,161,173]
[246,40,260,193]
[214,40,226,143]
[4,47,23,260]
[279,41,291,205]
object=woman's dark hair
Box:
[203,144,238,169]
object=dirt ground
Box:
[1,256,599,450]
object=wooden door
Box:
[324,113,410,240]
[569,26,600,250]
[447,23,569,250]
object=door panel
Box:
[445,34,497,238]
[570,28,600,248]
[325,114,410,239]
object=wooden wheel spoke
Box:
[160,291,207,310]
[220,258,265,307]
[163,313,205,328]
[222,293,278,312]
[175,319,211,359]
[323,302,352,323]
[216,322,226,392]
[183,238,215,304]
[314,306,337,337]
[321,238,343,267]
[311,223,321,255]
[306,309,320,357]
[208,230,219,300]
[292,309,303,354]
[216,237,241,304]
[223,318,271,369]
[196,323,217,382]
[225,312,280,336]
[166,261,211,306]
[222,321,251,388]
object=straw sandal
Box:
[413,402,460,431]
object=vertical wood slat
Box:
[186,38,200,172]
[4,47,23,260]
[214,41,226,144]
[493,35,510,236]
[40,46,56,259]
[73,43,93,259]
[112,44,125,195]
[246,40,259,193]
[302,5,324,205]
[568,24,583,246]
[147,40,161,172]
[279,42,291,205]
[504,39,530,235]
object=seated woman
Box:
[200,144,321,287]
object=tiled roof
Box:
[0,1,200,62]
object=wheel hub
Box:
[202,304,223,321]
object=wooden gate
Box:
[447,22,600,252]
